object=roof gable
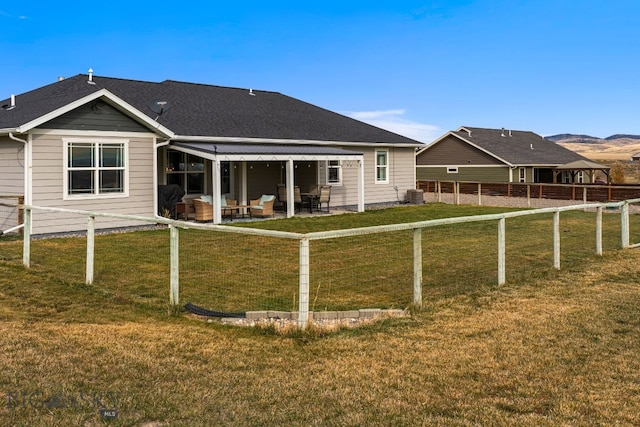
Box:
[421,126,588,166]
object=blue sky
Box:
[1,1,639,142]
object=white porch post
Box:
[358,157,365,212]
[212,158,222,224]
[286,159,295,218]
[240,161,248,205]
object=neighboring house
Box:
[416,126,609,184]
[631,153,640,162]
[0,72,424,234]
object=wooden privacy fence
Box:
[15,200,640,329]
[417,180,640,206]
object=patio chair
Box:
[249,195,276,218]
[294,186,303,213]
[276,184,287,212]
[192,196,237,221]
[316,185,332,213]
[192,198,214,222]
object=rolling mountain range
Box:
[549,134,640,161]
[547,134,640,143]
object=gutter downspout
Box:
[8,132,29,202]
[154,139,171,218]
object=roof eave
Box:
[172,135,421,148]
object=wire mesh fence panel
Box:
[505,213,555,283]
[556,211,599,272]
[179,228,300,313]
[629,202,640,246]
[92,227,170,311]
[421,221,498,299]
[309,230,414,311]
[0,196,21,232]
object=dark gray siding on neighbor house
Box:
[40,101,149,133]
[416,135,505,166]
[417,166,509,182]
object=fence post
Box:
[413,228,423,307]
[455,182,460,205]
[22,207,31,268]
[553,211,560,269]
[527,185,531,208]
[498,217,506,285]
[621,201,630,249]
[437,181,441,203]
[298,237,310,329]
[478,183,482,206]
[17,196,24,231]
[170,225,180,306]
[596,206,603,255]
[86,215,95,285]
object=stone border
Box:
[207,308,407,330]
[245,308,405,321]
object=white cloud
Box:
[345,109,441,143]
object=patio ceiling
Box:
[169,141,364,162]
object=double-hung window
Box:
[65,140,128,198]
[375,150,389,183]
[327,160,342,185]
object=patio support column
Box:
[286,159,295,218]
[212,158,222,224]
[358,157,365,212]
[240,162,248,205]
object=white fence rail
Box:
[12,199,640,329]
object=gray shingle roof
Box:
[0,74,422,145]
[453,127,588,165]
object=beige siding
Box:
[0,138,25,194]
[0,138,25,231]
[337,147,416,206]
[30,132,156,235]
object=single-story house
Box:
[416,126,609,184]
[0,71,424,234]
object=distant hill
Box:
[552,133,640,161]
[605,134,640,141]
[547,133,640,144]
[546,133,600,143]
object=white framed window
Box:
[327,160,342,185]
[519,167,526,183]
[375,150,388,183]
[577,171,584,183]
[64,139,128,199]
[447,167,459,174]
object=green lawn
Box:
[0,203,639,425]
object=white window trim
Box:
[326,160,342,186]
[447,167,459,174]
[63,138,130,200]
[375,149,389,184]
[519,167,526,183]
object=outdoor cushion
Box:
[200,195,213,204]
[220,196,227,207]
[261,195,275,204]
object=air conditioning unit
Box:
[407,189,424,205]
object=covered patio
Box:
[552,160,611,184]
[167,141,365,224]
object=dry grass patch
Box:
[1,250,640,425]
